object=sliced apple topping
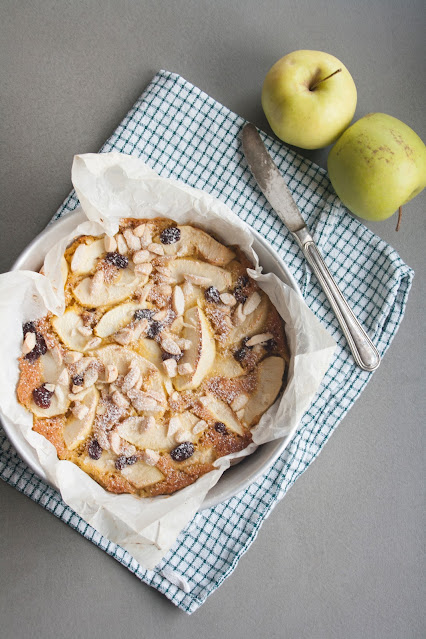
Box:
[198,394,244,436]
[117,416,175,451]
[94,302,143,338]
[121,461,164,489]
[63,386,99,450]
[52,309,94,352]
[70,239,105,275]
[243,356,285,427]
[173,306,216,391]
[29,350,71,418]
[211,353,244,378]
[160,226,235,266]
[167,259,232,292]
[73,268,141,308]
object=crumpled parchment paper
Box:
[0,152,336,568]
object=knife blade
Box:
[242,122,380,372]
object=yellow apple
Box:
[327,113,426,222]
[261,50,357,149]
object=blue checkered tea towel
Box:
[0,71,414,613]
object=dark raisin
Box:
[264,338,278,352]
[160,226,181,244]
[88,440,103,460]
[23,321,36,336]
[233,347,247,362]
[214,421,227,434]
[126,455,137,466]
[32,385,53,409]
[170,442,195,462]
[237,275,250,288]
[105,252,128,269]
[204,286,221,304]
[115,455,127,470]
[146,320,163,339]
[233,287,247,304]
[134,308,155,321]
[161,351,183,362]
[25,332,47,362]
[72,374,84,386]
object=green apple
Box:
[261,50,357,149]
[328,113,426,222]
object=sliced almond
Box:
[22,331,36,354]
[104,235,117,252]
[57,368,69,386]
[174,337,192,350]
[115,233,128,254]
[161,336,181,356]
[134,263,153,276]
[50,345,63,366]
[105,364,118,383]
[134,283,152,304]
[133,249,151,264]
[162,358,177,378]
[83,367,98,388]
[153,309,168,321]
[121,364,141,393]
[177,363,193,375]
[123,229,141,251]
[71,401,89,420]
[243,291,261,316]
[77,325,93,337]
[175,430,193,443]
[85,336,102,350]
[193,420,208,435]
[245,332,274,347]
[112,390,130,408]
[220,293,237,306]
[127,389,159,412]
[63,351,83,364]
[133,223,146,237]
[44,383,55,393]
[172,285,185,316]
[236,409,245,420]
[147,243,164,256]
[140,449,160,466]
[140,225,153,248]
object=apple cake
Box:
[16,218,289,497]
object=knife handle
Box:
[293,228,381,372]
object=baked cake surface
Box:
[17,218,289,497]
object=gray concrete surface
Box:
[1,1,425,637]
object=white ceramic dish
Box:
[2,210,303,510]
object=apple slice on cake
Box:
[173,305,216,391]
[63,386,99,450]
[73,268,142,308]
[167,259,232,292]
[243,356,285,427]
[160,226,235,266]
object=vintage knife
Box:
[242,123,380,372]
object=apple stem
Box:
[309,68,342,91]
[396,206,403,232]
